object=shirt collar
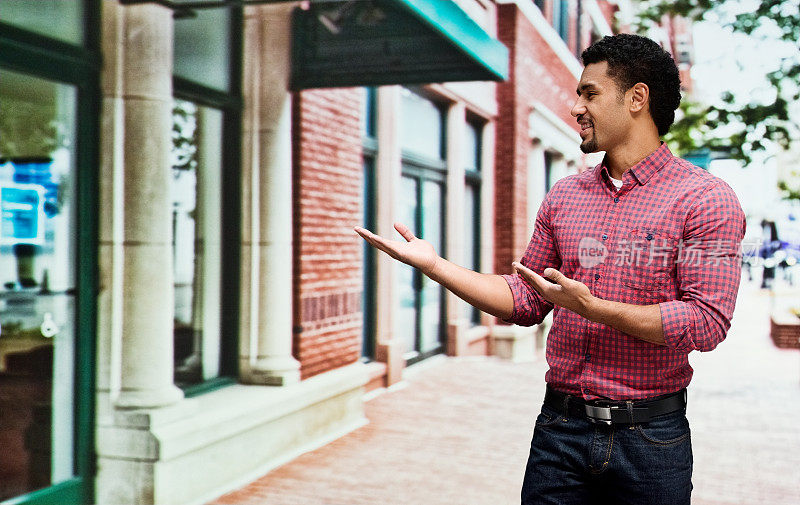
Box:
[600,143,673,187]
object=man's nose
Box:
[570,99,584,117]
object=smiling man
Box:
[355,33,745,504]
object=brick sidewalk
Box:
[210,280,800,505]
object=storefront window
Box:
[173,8,231,91]
[0,0,83,45]
[463,120,482,325]
[0,69,78,500]
[171,99,223,387]
[396,88,446,364]
[400,88,445,162]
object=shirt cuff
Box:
[659,300,693,353]
[501,273,525,324]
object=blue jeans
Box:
[521,403,693,505]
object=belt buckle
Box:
[584,404,619,425]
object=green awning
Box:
[291,0,509,90]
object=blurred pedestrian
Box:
[356,33,745,505]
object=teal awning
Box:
[291,0,509,89]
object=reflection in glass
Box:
[399,88,444,161]
[173,8,231,91]
[394,176,418,359]
[0,0,83,45]
[0,69,77,500]
[420,181,443,353]
[171,100,223,387]
[463,184,479,323]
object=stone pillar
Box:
[527,141,546,238]
[115,2,183,408]
[242,4,300,386]
[374,86,405,386]
[479,120,496,329]
[97,0,124,422]
[444,102,469,356]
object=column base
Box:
[375,339,405,387]
[114,384,184,409]
[491,324,537,362]
[245,355,301,386]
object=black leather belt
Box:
[543,386,687,425]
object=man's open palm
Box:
[354,222,439,276]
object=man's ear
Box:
[629,83,649,113]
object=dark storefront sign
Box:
[291,0,509,89]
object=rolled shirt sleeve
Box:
[660,181,746,353]
[502,192,559,326]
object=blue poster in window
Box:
[1,183,46,245]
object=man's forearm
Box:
[586,298,665,345]
[426,257,515,320]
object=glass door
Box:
[394,173,445,364]
[0,70,83,503]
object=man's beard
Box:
[580,135,599,153]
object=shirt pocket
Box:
[618,228,678,292]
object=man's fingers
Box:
[394,222,416,242]
[355,227,393,252]
[543,268,566,285]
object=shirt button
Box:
[594,274,600,280]
[646,233,654,241]
[584,353,591,362]
[614,197,620,203]
[602,234,608,240]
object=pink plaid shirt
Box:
[503,143,746,400]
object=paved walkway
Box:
[210,280,800,505]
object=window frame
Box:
[0,2,101,504]
[398,88,448,365]
[171,6,243,397]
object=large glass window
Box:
[395,88,446,364]
[463,119,482,325]
[171,100,223,387]
[173,7,231,92]
[171,6,241,391]
[361,88,377,359]
[0,0,83,45]
[400,88,445,162]
[0,69,78,501]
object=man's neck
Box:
[604,137,663,180]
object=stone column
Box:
[479,121,496,328]
[527,141,546,238]
[243,4,300,386]
[374,86,405,386]
[115,3,183,408]
[444,102,469,356]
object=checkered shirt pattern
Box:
[503,143,746,400]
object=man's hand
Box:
[513,262,666,345]
[355,223,440,276]
[512,262,594,317]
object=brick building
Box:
[0,1,693,504]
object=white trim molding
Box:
[495,0,583,79]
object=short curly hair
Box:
[581,33,682,136]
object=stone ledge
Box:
[98,362,368,460]
[96,363,369,505]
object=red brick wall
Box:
[495,4,581,276]
[292,88,364,379]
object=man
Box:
[355,33,745,504]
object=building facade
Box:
[0,1,684,504]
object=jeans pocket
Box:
[534,405,561,428]
[634,412,691,446]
